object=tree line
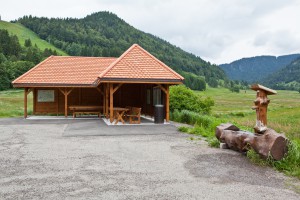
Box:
[0,29,58,90]
[16,12,227,89]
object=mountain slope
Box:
[263,57,300,90]
[16,12,226,83]
[0,20,67,55]
[220,54,300,83]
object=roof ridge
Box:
[51,56,117,59]
[99,44,138,78]
[99,44,184,80]
[12,55,54,84]
[135,45,184,80]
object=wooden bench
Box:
[125,107,141,124]
[69,105,103,118]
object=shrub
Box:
[169,85,214,114]
[178,126,190,133]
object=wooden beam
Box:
[95,87,104,96]
[157,84,167,94]
[99,80,183,84]
[165,85,170,122]
[113,83,123,94]
[24,88,28,118]
[27,88,33,94]
[109,83,114,123]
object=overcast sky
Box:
[1,0,300,64]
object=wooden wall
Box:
[32,84,165,116]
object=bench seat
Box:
[69,105,103,118]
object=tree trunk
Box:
[216,124,288,160]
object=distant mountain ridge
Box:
[220,54,300,83]
[263,57,300,91]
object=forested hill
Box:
[220,54,300,83]
[16,12,226,87]
[263,57,300,91]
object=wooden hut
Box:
[12,44,184,122]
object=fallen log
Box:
[245,129,289,160]
[216,124,289,160]
[215,123,240,140]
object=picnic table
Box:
[113,107,129,124]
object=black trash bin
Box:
[154,105,164,124]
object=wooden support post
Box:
[59,88,73,118]
[56,89,59,116]
[109,83,114,123]
[64,89,68,117]
[102,84,106,116]
[105,83,109,119]
[165,85,169,122]
[24,88,28,118]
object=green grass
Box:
[0,89,32,117]
[0,20,67,55]
[195,87,300,179]
[197,87,300,140]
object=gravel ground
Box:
[0,118,299,199]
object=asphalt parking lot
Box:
[0,118,299,199]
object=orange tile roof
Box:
[100,44,184,81]
[13,44,184,87]
[13,56,117,86]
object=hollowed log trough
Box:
[216,123,289,160]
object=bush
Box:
[170,85,214,114]
[173,109,225,148]
[178,126,190,133]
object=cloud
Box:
[1,0,300,64]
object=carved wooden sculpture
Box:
[216,124,288,160]
[250,84,277,133]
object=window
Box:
[153,87,162,105]
[37,90,55,102]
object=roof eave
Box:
[99,78,183,84]
[12,83,99,88]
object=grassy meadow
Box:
[197,87,300,141]
[0,20,67,55]
[0,89,32,117]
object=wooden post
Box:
[24,88,28,118]
[165,85,169,122]
[59,88,73,118]
[102,84,106,116]
[64,89,68,117]
[105,83,109,119]
[56,89,59,116]
[109,83,114,123]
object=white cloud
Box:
[1,0,300,64]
